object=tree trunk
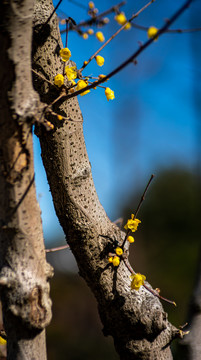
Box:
[32,1,182,359]
[0,1,52,358]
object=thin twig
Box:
[132,22,201,34]
[32,69,56,88]
[68,0,88,10]
[63,0,193,99]
[46,244,70,253]
[40,0,63,32]
[61,1,126,33]
[121,174,154,249]
[80,0,154,72]
[134,174,155,218]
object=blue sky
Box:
[33,0,201,244]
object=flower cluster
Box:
[54,47,115,101]
[108,247,123,267]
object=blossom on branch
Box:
[124,214,141,232]
[147,26,158,41]
[114,12,131,30]
[112,256,120,267]
[96,31,105,42]
[115,247,123,256]
[54,74,64,87]
[95,55,105,66]
[88,1,94,9]
[105,87,115,101]
[65,66,77,81]
[76,80,90,96]
[130,273,146,291]
[59,47,71,62]
[127,235,135,243]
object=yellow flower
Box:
[108,256,113,263]
[0,336,6,345]
[76,80,90,96]
[130,273,146,291]
[96,31,105,42]
[112,256,120,267]
[105,87,115,101]
[46,121,54,130]
[147,26,158,41]
[115,12,127,25]
[127,235,134,243]
[88,28,94,35]
[57,115,63,121]
[88,1,94,9]
[124,22,131,30]
[65,66,77,81]
[114,12,127,25]
[59,47,71,62]
[95,55,105,66]
[115,247,123,256]
[54,74,64,87]
[83,33,89,40]
[71,80,76,86]
[99,74,107,82]
[115,13,131,30]
[124,214,141,232]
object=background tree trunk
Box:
[0,0,52,359]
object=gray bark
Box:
[0,0,52,359]
[179,249,201,359]
[32,1,182,359]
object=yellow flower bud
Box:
[115,12,127,25]
[96,31,105,42]
[0,336,6,345]
[105,87,115,101]
[95,55,105,66]
[76,80,90,96]
[115,247,123,256]
[88,1,94,9]
[147,26,158,41]
[127,236,134,243]
[112,256,120,267]
[59,47,71,62]
[88,28,94,35]
[130,273,146,291]
[65,66,77,81]
[54,74,64,87]
[124,22,131,30]
[57,115,63,121]
[46,121,54,130]
[108,256,113,263]
[98,74,107,82]
[82,33,89,40]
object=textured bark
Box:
[0,0,52,359]
[179,249,201,360]
[32,1,182,359]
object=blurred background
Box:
[31,0,201,359]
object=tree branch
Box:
[32,0,188,358]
